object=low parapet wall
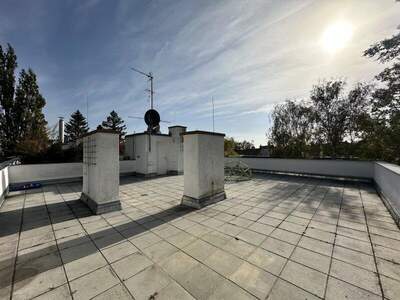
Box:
[225,157,374,180]
[8,160,137,185]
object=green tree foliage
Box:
[268,81,370,159]
[268,100,313,158]
[224,137,238,157]
[0,44,48,156]
[234,140,255,151]
[363,27,400,163]
[65,110,89,141]
[101,110,127,139]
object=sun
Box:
[321,21,353,53]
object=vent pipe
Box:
[58,117,65,144]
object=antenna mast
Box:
[211,96,215,132]
[130,67,154,109]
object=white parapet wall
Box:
[8,160,136,185]
[225,157,374,179]
[374,162,400,225]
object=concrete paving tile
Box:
[325,276,381,300]
[70,266,120,300]
[336,226,369,242]
[333,245,376,272]
[165,230,197,249]
[179,264,225,300]
[142,240,179,263]
[209,279,256,300]
[376,257,400,281]
[236,229,267,246]
[0,267,14,299]
[34,283,72,300]
[183,239,219,262]
[267,278,320,300]
[270,228,301,245]
[335,234,373,255]
[258,216,282,227]
[111,252,153,280]
[13,252,66,300]
[18,230,55,250]
[218,222,244,236]
[230,262,276,299]
[204,249,244,277]
[248,222,275,236]
[91,231,125,250]
[201,231,232,248]
[101,240,138,263]
[160,251,199,281]
[184,223,213,237]
[278,220,307,234]
[291,246,331,274]
[157,281,195,300]
[368,226,400,241]
[247,247,287,275]
[223,238,256,259]
[62,246,107,281]
[281,260,327,297]
[338,220,367,232]
[298,235,333,256]
[304,227,335,244]
[309,220,336,233]
[123,265,173,299]
[261,237,295,258]
[381,274,400,300]
[330,259,381,296]
[92,283,133,300]
[371,234,400,251]
[286,215,310,226]
[16,240,58,265]
[129,231,162,250]
[374,244,400,264]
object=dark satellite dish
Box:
[144,109,160,126]
[144,109,161,134]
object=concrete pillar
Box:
[181,131,226,209]
[81,129,121,214]
[168,126,186,174]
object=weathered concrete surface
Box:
[0,174,399,299]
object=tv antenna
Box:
[130,67,154,109]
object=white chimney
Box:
[58,117,65,144]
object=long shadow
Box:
[0,202,195,289]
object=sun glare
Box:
[321,21,353,53]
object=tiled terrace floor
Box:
[1,174,400,300]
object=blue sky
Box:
[0,0,399,145]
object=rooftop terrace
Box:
[1,174,399,300]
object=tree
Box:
[0,44,18,155]
[14,69,48,154]
[364,27,400,163]
[310,80,353,157]
[268,100,313,158]
[234,140,255,151]
[65,110,89,141]
[101,110,127,139]
[224,137,238,157]
[1,44,48,156]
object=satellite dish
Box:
[144,109,160,126]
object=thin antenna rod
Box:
[130,67,154,110]
[212,96,215,132]
[86,94,89,129]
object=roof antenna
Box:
[86,94,89,129]
[130,67,154,109]
[212,96,215,132]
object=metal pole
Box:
[150,73,154,109]
[212,97,215,132]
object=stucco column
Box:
[181,131,226,209]
[80,129,121,214]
